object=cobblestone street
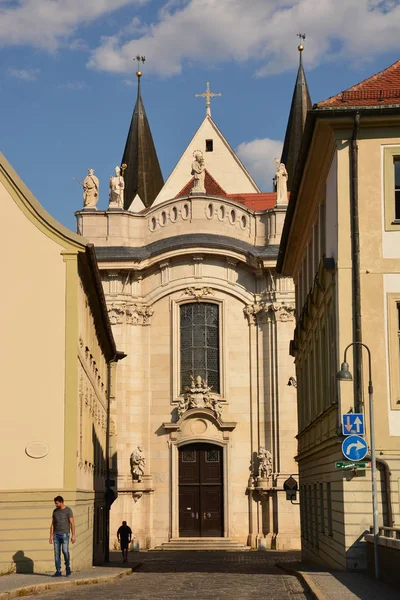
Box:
[30,551,309,600]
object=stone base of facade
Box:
[0,490,101,574]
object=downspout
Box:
[365,456,393,527]
[104,360,114,563]
[376,458,394,527]
[105,352,126,562]
[349,113,363,412]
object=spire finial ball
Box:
[136,70,142,78]
[298,44,304,52]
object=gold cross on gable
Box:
[195,82,222,117]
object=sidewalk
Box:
[279,562,399,600]
[0,564,136,600]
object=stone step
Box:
[153,538,251,551]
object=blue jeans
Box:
[53,533,70,572]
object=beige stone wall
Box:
[76,196,283,249]
[80,197,301,552]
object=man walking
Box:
[117,521,132,562]
[49,496,75,577]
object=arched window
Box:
[180,303,220,393]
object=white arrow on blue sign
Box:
[342,435,368,461]
[342,413,365,436]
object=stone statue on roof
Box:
[275,160,288,205]
[109,166,125,209]
[190,151,206,194]
[83,169,99,209]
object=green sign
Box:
[335,461,371,470]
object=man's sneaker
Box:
[52,571,62,577]
[66,567,71,577]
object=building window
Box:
[383,147,400,230]
[180,302,220,393]
[395,159,400,220]
[206,139,213,152]
[387,294,400,409]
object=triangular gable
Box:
[153,115,260,206]
[316,59,400,108]
[128,193,146,213]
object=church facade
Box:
[77,76,300,550]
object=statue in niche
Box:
[109,166,125,208]
[130,446,145,482]
[275,159,288,205]
[258,447,273,480]
[190,151,206,194]
[83,168,99,208]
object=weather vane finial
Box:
[296,33,306,52]
[195,81,222,117]
[135,55,145,78]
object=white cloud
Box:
[8,67,39,81]
[87,0,400,77]
[0,0,147,50]
[236,138,283,191]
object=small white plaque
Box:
[25,441,49,459]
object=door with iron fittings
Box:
[178,443,223,537]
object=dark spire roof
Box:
[280,49,312,191]
[121,76,164,209]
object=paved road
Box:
[32,551,309,599]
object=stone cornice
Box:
[107,301,154,326]
[243,301,295,324]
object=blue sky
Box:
[1,0,400,231]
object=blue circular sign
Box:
[342,435,368,461]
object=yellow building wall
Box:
[0,179,66,491]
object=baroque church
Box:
[76,56,309,551]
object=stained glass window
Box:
[180,303,220,393]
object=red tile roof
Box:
[227,192,277,210]
[176,170,228,198]
[175,170,276,211]
[316,59,400,108]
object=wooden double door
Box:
[179,443,223,537]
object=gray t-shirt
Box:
[52,506,73,534]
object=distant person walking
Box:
[49,496,75,577]
[117,521,132,562]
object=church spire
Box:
[121,59,164,209]
[280,36,312,191]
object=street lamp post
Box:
[336,342,379,579]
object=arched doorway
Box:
[178,442,223,537]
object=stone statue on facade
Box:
[109,166,125,209]
[130,446,145,482]
[257,447,273,480]
[83,168,99,208]
[190,151,206,194]
[177,375,222,420]
[275,160,288,205]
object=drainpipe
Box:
[349,113,363,412]
[104,360,113,563]
[376,458,394,527]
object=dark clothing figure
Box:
[117,522,132,562]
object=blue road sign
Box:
[342,435,368,461]
[342,413,365,436]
